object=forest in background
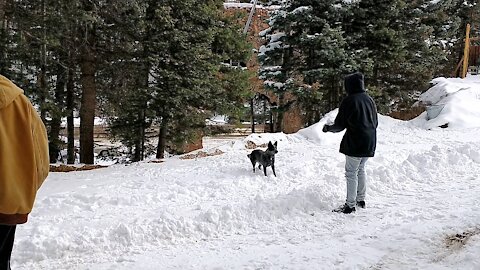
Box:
[259,0,479,128]
[0,0,479,164]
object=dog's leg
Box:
[249,156,256,172]
[263,165,267,176]
[272,163,276,177]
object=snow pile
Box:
[295,109,341,145]
[206,115,229,125]
[412,75,480,129]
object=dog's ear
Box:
[274,141,278,147]
[268,141,273,147]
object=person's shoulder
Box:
[14,94,36,115]
[358,92,375,101]
[347,92,368,101]
[17,93,33,105]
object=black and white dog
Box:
[247,141,278,177]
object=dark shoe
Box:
[356,201,366,208]
[333,204,356,214]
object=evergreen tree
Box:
[434,0,479,76]
[422,1,462,77]
[342,0,408,112]
[387,0,453,110]
[150,0,225,158]
[0,0,12,76]
[102,0,252,159]
[212,8,253,122]
[258,2,294,132]
[260,0,355,129]
[5,0,76,162]
[290,1,358,123]
[342,0,457,113]
[146,0,252,158]
[99,0,154,161]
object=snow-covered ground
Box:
[11,77,480,269]
[12,116,480,269]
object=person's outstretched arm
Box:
[323,100,348,133]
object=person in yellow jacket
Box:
[0,75,49,270]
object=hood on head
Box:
[0,75,24,109]
[344,72,365,95]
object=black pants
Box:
[0,225,16,270]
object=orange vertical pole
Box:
[462,24,471,78]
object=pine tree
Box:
[387,0,453,110]
[0,0,10,76]
[101,0,252,159]
[435,0,479,76]
[342,0,456,113]
[98,0,154,161]
[258,2,294,132]
[259,0,355,128]
[212,8,253,122]
[421,1,462,77]
[342,0,404,112]
[147,0,252,158]
[5,0,75,162]
[290,1,358,123]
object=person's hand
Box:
[322,124,330,133]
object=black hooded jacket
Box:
[326,72,378,157]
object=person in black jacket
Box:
[323,72,378,214]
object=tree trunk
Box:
[38,66,47,122]
[49,62,66,163]
[66,63,76,164]
[38,0,47,121]
[263,99,267,132]
[139,107,146,160]
[373,65,379,86]
[275,94,284,132]
[305,110,312,127]
[331,77,336,111]
[0,0,7,75]
[133,139,141,162]
[269,111,274,133]
[133,0,157,161]
[79,36,96,164]
[0,0,5,29]
[135,59,150,162]
[156,117,168,159]
[251,98,255,133]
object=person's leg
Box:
[356,157,369,203]
[0,225,16,270]
[345,156,362,208]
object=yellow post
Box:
[462,24,471,78]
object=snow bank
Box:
[412,75,480,129]
[295,109,341,145]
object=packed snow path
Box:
[12,116,480,269]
